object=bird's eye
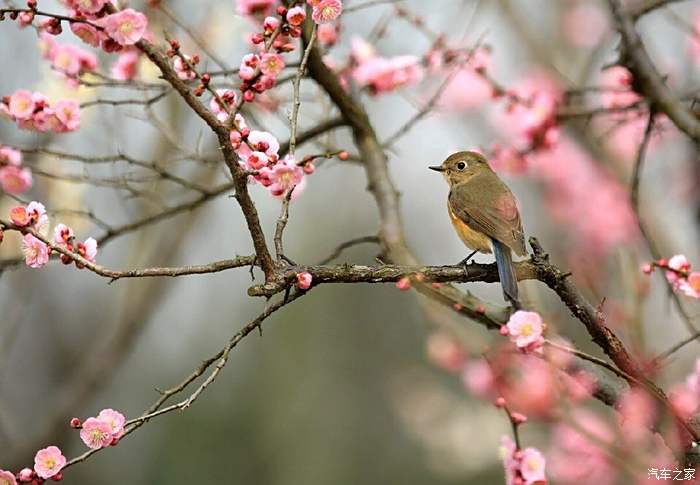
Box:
[456,161,466,171]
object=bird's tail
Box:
[492,238,520,310]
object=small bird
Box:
[430,151,526,308]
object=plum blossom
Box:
[351,37,423,95]
[34,445,66,479]
[665,254,690,287]
[22,234,50,268]
[239,53,260,81]
[310,0,343,24]
[236,0,275,18]
[0,146,21,166]
[504,311,545,352]
[440,47,494,110]
[54,99,81,131]
[296,272,313,290]
[1,90,81,133]
[97,408,126,440]
[16,469,32,482]
[26,201,49,230]
[499,435,547,485]
[7,89,35,120]
[42,37,98,83]
[261,155,304,198]
[80,417,114,449]
[70,0,107,14]
[0,470,16,485]
[103,9,148,46]
[210,90,238,122]
[54,223,75,248]
[426,331,466,373]
[78,237,98,263]
[112,50,140,81]
[548,410,616,485]
[0,165,32,194]
[174,55,196,81]
[317,23,338,46]
[260,53,285,77]
[70,22,102,48]
[286,6,306,26]
[461,358,495,399]
[679,272,700,299]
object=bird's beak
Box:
[429,165,445,172]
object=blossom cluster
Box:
[53,2,149,51]
[1,90,80,133]
[642,254,700,299]
[350,37,424,95]
[0,145,32,194]
[78,408,126,449]
[500,435,547,485]
[5,202,98,269]
[39,33,98,87]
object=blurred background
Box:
[1,0,699,483]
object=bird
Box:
[429,151,526,308]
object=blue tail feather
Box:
[491,238,520,308]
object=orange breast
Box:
[448,206,492,254]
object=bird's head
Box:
[429,151,491,186]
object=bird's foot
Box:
[455,250,478,276]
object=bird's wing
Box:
[448,175,526,256]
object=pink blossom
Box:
[263,16,280,35]
[0,146,21,166]
[71,22,102,47]
[563,2,610,47]
[679,272,700,299]
[311,0,343,24]
[666,254,690,287]
[50,43,91,77]
[669,383,699,419]
[317,23,338,46]
[0,470,16,485]
[260,53,285,77]
[616,387,656,443]
[520,448,546,484]
[286,6,306,26]
[210,89,237,121]
[103,9,148,46]
[261,155,304,197]
[10,206,30,227]
[17,469,32,482]
[247,130,279,157]
[72,0,107,14]
[174,56,196,81]
[499,435,519,485]
[27,201,48,230]
[80,417,113,449]
[111,50,140,81]
[236,0,275,17]
[239,53,260,81]
[33,445,66,479]
[8,89,35,120]
[599,66,640,111]
[528,138,638,255]
[97,408,126,440]
[54,223,75,247]
[548,410,616,485]
[54,99,81,131]
[296,271,313,290]
[352,52,424,95]
[0,165,32,193]
[489,145,527,176]
[425,332,466,373]
[461,358,495,399]
[395,276,411,291]
[22,234,50,269]
[505,310,545,352]
[78,237,98,263]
